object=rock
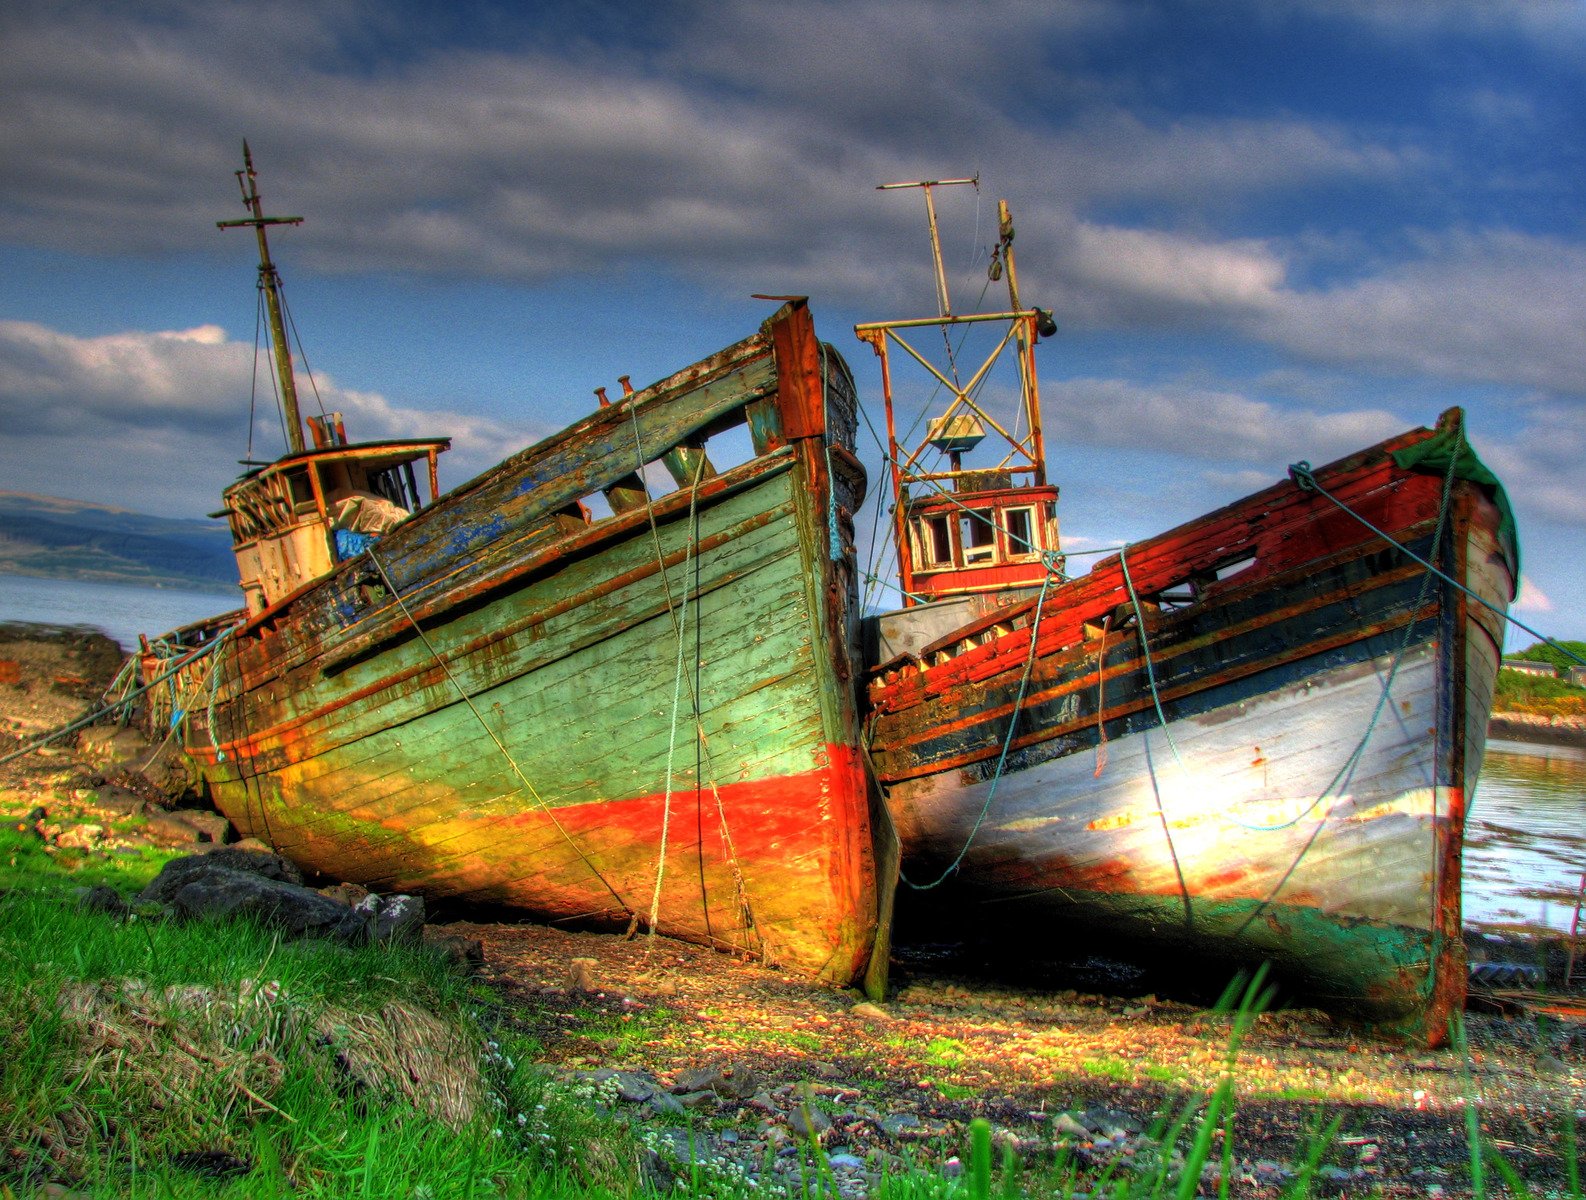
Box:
[77,724,151,765]
[942,1156,963,1178]
[828,1153,865,1169]
[140,848,304,903]
[878,1113,922,1139]
[566,956,599,993]
[674,1090,716,1110]
[140,854,360,940]
[75,883,130,918]
[1052,1113,1092,1140]
[849,1001,891,1021]
[143,812,203,844]
[349,892,426,946]
[173,810,234,844]
[319,881,372,907]
[789,1104,831,1141]
[648,1092,686,1116]
[423,927,485,972]
[656,1129,713,1165]
[673,1061,761,1101]
[228,837,280,856]
[85,784,147,816]
[607,1071,660,1103]
[55,822,104,850]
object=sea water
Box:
[0,572,234,652]
[1466,739,1586,934]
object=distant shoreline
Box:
[0,565,234,596]
[1489,710,1586,749]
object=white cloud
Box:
[1512,574,1554,614]
[0,318,539,516]
[1041,377,1406,466]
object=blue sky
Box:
[1,0,1582,641]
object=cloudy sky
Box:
[1,0,1581,641]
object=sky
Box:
[0,0,1582,643]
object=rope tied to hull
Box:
[367,549,634,920]
[629,403,756,954]
[1289,459,1582,669]
[648,453,708,942]
[898,548,1065,891]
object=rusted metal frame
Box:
[1018,311,1045,487]
[876,601,1439,782]
[268,451,793,680]
[882,506,1442,702]
[315,451,787,669]
[884,554,1432,742]
[197,497,796,764]
[874,537,1435,732]
[887,325,1025,459]
[375,363,778,596]
[853,312,1040,333]
[876,461,1442,677]
[863,330,916,604]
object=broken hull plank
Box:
[163,304,879,984]
[866,417,1513,1042]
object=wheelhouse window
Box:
[915,513,954,568]
[1004,506,1037,558]
[960,509,996,565]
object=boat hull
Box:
[158,304,880,984]
[866,416,1513,1040]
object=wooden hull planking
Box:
[164,303,879,983]
[866,416,1514,1041]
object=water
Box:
[1466,739,1586,934]
[2,574,1582,933]
[0,572,235,652]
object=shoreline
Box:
[1488,710,1586,749]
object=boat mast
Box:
[218,141,307,455]
[856,182,1059,606]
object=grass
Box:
[1494,668,1586,718]
[1,833,1581,1199]
[0,858,648,1198]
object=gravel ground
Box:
[458,918,1585,1198]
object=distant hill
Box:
[0,491,235,593]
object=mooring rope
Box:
[629,401,756,949]
[0,626,239,768]
[367,549,632,917]
[1119,545,1194,928]
[1288,460,1583,668]
[898,549,1064,890]
[648,453,707,941]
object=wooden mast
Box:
[218,141,307,455]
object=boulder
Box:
[172,810,234,844]
[140,848,306,904]
[348,892,427,946]
[77,725,152,766]
[148,863,362,940]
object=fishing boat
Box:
[857,181,1517,1042]
[142,146,882,985]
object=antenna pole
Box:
[218,141,307,455]
[878,177,977,319]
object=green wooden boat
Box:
[142,148,883,984]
